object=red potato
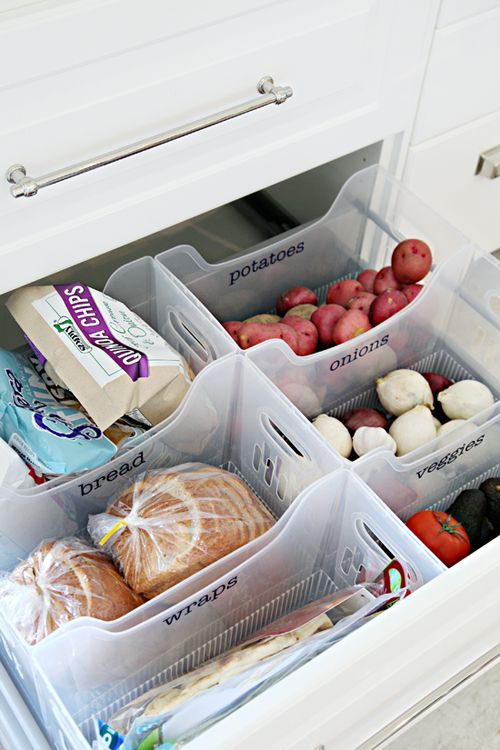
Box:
[311,304,345,347]
[370,289,408,325]
[422,372,453,395]
[326,279,364,308]
[283,316,318,355]
[222,321,242,343]
[237,322,283,349]
[347,292,376,315]
[275,323,301,355]
[401,284,423,303]
[276,287,317,316]
[391,239,432,284]
[332,310,372,345]
[357,269,378,293]
[373,266,402,294]
[341,408,389,432]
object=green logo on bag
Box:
[53,316,90,353]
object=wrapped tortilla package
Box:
[88,464,275,599]
[104,561,412,749]
[7,283,193,431]
[0,537,144,645]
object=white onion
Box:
[352,427,397,457]
[438,380,494,419]
[376,369,434,416]
[389,405,437,456]
[437,419,473,437]
[312,414,352,458]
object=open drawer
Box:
[0,9,498,737]
[0,0,439,291]
[0,234,498,750]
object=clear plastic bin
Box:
[156,165,471,326]
[0,255,235,516]
[0,354,343,740]
[155,166,500,461]
[244,248,500,462]
[354,410,500,523]
[104,256,234,377]
[24,470,444,750]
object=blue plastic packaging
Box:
[0,349,117,475]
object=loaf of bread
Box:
[88,463,275,599]
[0,538,143,644]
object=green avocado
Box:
[448,489,487,541]
[479,477,500,532]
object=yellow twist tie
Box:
[98,519,127,546]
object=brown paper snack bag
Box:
[7,283,193,430]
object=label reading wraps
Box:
[7,283,193,431]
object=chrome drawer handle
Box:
[5,75,292,198]
[475,144,500,179]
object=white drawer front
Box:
[437,0,500,27]
[184,540,500,750]
[405,110,500,252]
[0,0,437,293]
[413,8,500,143]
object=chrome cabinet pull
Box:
[475,144,500,179]
[5,75,292,198]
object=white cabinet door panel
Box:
[0,0,437,292]
[413,8,500,143]
[405,109,500,252]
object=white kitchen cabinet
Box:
[404,109,500,252]
[403,0,500,252]
[412,6,500,144]
[0,0,437,292]
[0,2,499,750]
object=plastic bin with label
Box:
[155,165,500,461]
[14,469,445,750]
[0,254,236,510]
[354,409,500,527]
[0,353,343,740]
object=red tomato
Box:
[407,510,470,567]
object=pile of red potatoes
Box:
[223,239,432,355]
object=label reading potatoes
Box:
[228,241,305,286]
[163,575,238,626]
[329,334,390,372]
[415,435,486,478]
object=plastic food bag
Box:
[0,537,143,645]
[0,436,34,489]
[87,464,275,599]
[103,560,412,749]
[7,283,194,431]
[0,348,123,475]
[28,353,148,451]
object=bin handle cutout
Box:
[355,518,396,561]
[167,309,212,366]
[260,414,309,460]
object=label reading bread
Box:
[32,284,188,387]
